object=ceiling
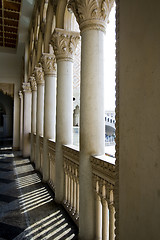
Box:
[0,0,22,49]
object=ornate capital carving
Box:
[22,82,31,93]
[34,64,45,85]
[29,75,37,91]
[50,28,80,62]
[41,53,57,75]
[18,90,23,98]
[68,0,114,33]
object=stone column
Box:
[51,29,80,203]
[68,1,114,239]
[29,75,37,162]
[22,82,32,158]
[34,65,45,170]
[18,91,23,151]
[41,53,57,182]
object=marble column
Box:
[29,75,37,162]
[18,91,23,151]
[68,1,114,239]
[22,82,32,158]
[34,65,45,170]
[51,29,80,203]
[41,53,57,182]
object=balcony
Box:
[31,134,116,239]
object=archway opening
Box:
[0,89,14,147]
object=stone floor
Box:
[0,147,78,240]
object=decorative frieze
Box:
[29,75,37,91]
[34,64,45,85]
[22,82,31,93]
[50,28,80,62]
[41,53,57,75]
[68,0,114,33]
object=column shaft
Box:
[55,60,73,202]
[51,28,80,203]
[22,83,31,157]
[43,67,56,181]
[31,90,37,162]
[79,29,105,239]
[19,91,23,151]
[36,83,44,169]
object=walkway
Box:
[0,147,78,240]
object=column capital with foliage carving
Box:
[22,82,31,93]
[29,75,37,91]
[68,0,114,33]
[41,53,57,76]
[50,28,80,62]
[18,90,23,99]
[34,64,45,86]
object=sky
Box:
[104,5,116,111]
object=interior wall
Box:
[0,44,24,149]
[118,0,160,239]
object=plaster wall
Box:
[119,1,160,239]
[0,46,23,148]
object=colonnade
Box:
[20,1,114,239]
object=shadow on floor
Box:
[0,148,78,240]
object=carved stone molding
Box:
[62,145,80,165]
[91,156,115,185]
[22,82,31,93]
[50,28,80,62]
[34,64,45,85]
[68,0,114,33]
[41,53,57,76]
[29,75,37,91]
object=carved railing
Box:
[48,139,56,190]
[63,145,80,226]
[91,155,115,240]
[39,136,43,173]
[33,133,36,162]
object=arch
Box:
[32,49,36,73]
[44,1,55,53]
[56,0,67,29]
[0,91,14,138]
[64,6,79,31]
[42,0,49,23]
[36,30,43,64]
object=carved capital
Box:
[50,28,80,62]
[29,75,37,91]
[22,82,31,93]
[68,0,114,33]
[34,64,45,85]
[41,53,57,75]
[18,90,23,98]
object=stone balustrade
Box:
[31,135,116,237]
[63,145,80,226]
[91,155,115,240]
[48,139,56,190]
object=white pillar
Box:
[51,28,80,203]
[18,91,23,151]
[22,82,32,158]
[68,1,114,239]
[29,76,37,162]
[41,53,57,182]
[34,65,45,170]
